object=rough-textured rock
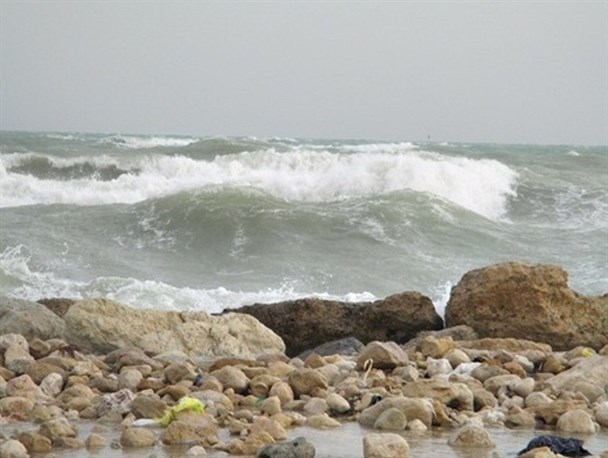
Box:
[85,433,106,449]
[210,365,249,393]
[373,407,407,430]
[257,436,315,458]
[458,337,552,354]
[363,432,410,458]
[359,397,434,428]
[556,409,597,434]
[63,298,285,358]
[17,431,52,454]
[298,336,364,359]
[356,341,409,370]
[38,298,76,318]
[402,378,474,411]
[445,262,608,350]
[38,417,77,442]
[288,368,328,397]
[160,416,219,447]
[268,381,294,405]
[232,292,443,356]
[131,395,167,419]
[0,297,66,341]
[448,423,496,448]
[6,374,47,400]
[120,427,157,448]
[326,392,350,414]
[544,355,608,395]
[0,439,29,458]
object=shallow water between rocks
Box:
[3,420,607,458]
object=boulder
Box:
[232,292,443,356]
[38,298,76,318]
[0,297,65,341]
[160,415,219,447]
[363,432,410,458]
[445,262,608,350]
[120,427,157,448]
[63,298,285,358]
[298,336,364,359]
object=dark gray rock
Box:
[233,292,443,357]
[298,336,364,360]
[0,296,66,340]
[257,436,315,458]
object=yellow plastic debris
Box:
[156,396,206,427]
[581,348,594,358]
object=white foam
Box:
[101,135,199,149]
[0,245,377,314]
[0,149,518,219]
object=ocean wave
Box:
[99,134,199,149]
[0,244,376,313]
[0,148,517,219]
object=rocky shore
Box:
[0,261,606,458]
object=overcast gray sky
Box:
[1,1,606,144]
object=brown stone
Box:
[288,368,328,397]
[445,262,608,351]
[120,427,157,447]
[131,395,167,419]
[18,431,52,453]
[231,292,443,356]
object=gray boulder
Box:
[0,297,65,340]
[257,436,315,458]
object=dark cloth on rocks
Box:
[517,435,591,457]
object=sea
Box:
[1,131,606,317]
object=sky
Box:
[1,1,606,145]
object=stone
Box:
[509,377,535,398]
[0,297,66,341]
[6,374,47,400]
[63,298,285,357]
[326,392,350,414]
[595,402,608,427]
[0,439,29,458]
[164,361,196,384]
[420,336,455,358]
[518,446,558,458]
[470,364,509,382]
[17,431,52,454]
[525,392,553,408]
[445,348,471,368]
[298,336,364,359]
[233,292,443,356]
[4,344,35,374]
[261,396,282,416]
[131,395,167,419]
[250,417,287,441]
[425,358,452,377]
[0,396,34,417]
[85,433,106,449]
[359,397,434,428]
[56,384,96,404]
[556,409,597,434]
[445,262,608,350]
[186,445,208,456]
[402,378,474,410]
[305,413,341,429]
[38,297,75,318]
[506,406,536,427]
[484,374,522,395]
[25,361,67,384]
[448,423,496,448]
[303,397,328,415]
[96,389,135,416]
[363,432,410,458]
[356,341,409,370]
[544,355,608,395]
[373,407,407,430]
[407,419,428,432]
[38,417,77,442]
[268,381,294,405]
[117,368,143,391]
[120,427,157,448]
[288,368,328,397]
[532,400,584,425]
[160,416,219,447]
[257,436,315,458]
[210,366,249,393]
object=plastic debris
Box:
[132,396,205,428]
[517,435,592,457]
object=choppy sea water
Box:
[1,131,606,315]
